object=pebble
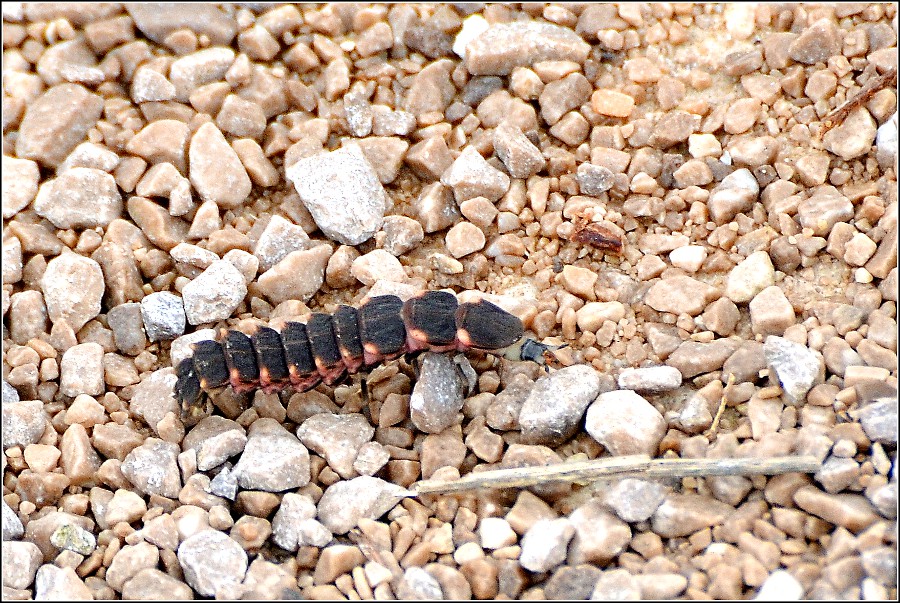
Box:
[518,518,575,573]
[296,413,372,479]
[585,390,667,456]
[788,18,841,64]
[3,399,47,449]
[59,342,105,397]
[493,122,545,178]
[234,418,310,492]
[125,120,190,174]
[397,567,444,600]
[182,260,248,325]
[40,253,104,332]
[107,303,148,355]
[651,493,735,537]
[875,112,898,167]
[106,541,159,592]
[169,46,235,101]
[2,155,40,218]
[726,250,775,304]
[121,438,182,498]
[355,137,409,184]
[604,478,667,522]
[131,66,177,103]
[857,397,898,444]
[708,168,759,224]
[453,14,489,59]
[35,166,121,230]
[178,529,248,597]
[755,570,805,600]
[49,522,96,555]
[479,517,518,550]
[252,215,312,272]
[764,336,823,404]
[405,59,455,116]
[286,143,387,245]
[139,291,186,342]
[464,21,590,75]
[577,163,615,195]
[519,365,602,446]
[15,83,104,168]
[127,4,235,46]
[187,122,251,209]
[591,89,635,118]
[442,146,510,203]
[256,244,332,304]
[183,416,248,472]
[379,216,424,256]
[797,187,853,237]
[824,108,878,161]
[569,500,632,564]
[815,456,861,494]
[591,568,642,599]
[351,249,407,285]
[445,222,486,258]
[793,486,878,533]
[616,366,682,393]
[271,492,316,551]
[2,541,42,589]
[669,245,707,272]
[644,275,720,316]
[353,441,391,476]
[749,286,795,336]
[34,565,92,600]
[2,500,25,540]
[209,465,239,501]
[540,73,592,126]
[406,136,454,181]
[121,568,194,600]
[216,94,266,140]
[414,183,460,233]
[316,476,408,534]
[409,353,465,434]
[128,368,180,434]
[313,545,366,586]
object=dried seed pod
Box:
[174,293,560,423]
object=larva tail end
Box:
[507,338,567,370]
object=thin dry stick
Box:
[412,454,822,495]
[820,67,897,133]
[706,372,736,439]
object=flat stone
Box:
[33,167,122,229]
[793,486,878,533]
[183,416,247,472]
[59,343,105,397]
[316,476,407,534]
[189,122,252,209]
[2,156,40,218]
[441,146,510,203]
[789,18,841,64]
[519,365,602,446]
[15,83,103,168]
[617,366,682,393]
[726,250,775,303]
[797,186,853,237]
[286,143,387,245]
[296,413,372,479]
[182,260,248,325]
[234,418,310,491]
[379,216,424,256]
[464,21,590,76]
[585,390,666,456]
[644,275,720,316]
[824,108,878,161]
[651,493,735,537]
[256,244,332,304]
[121,438,181,498]
[126,4,236,45]
[178,529,248,597]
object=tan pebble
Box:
[445,222,486,258]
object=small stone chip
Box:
[441,146,510,203]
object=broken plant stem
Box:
[412,454,822,495]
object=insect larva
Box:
[175,291,558,423]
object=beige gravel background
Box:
[2,3,898,601]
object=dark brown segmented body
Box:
[175,292,525,415]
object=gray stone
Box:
[178,529,248,597]
[3,399,46,450]
[296,413,372,479]
[233,418,310,491]
[409,353,465,434]
[286,144,387,245]
[764,336,823,404]
[182,260,248,325]
[121,438,181,498]
[140,292,186,341]
[520,365,602,446]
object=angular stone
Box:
[182,260,248,325]
[585,390,666,456]
[286,144,387,245]
[256,244,332,305]
[519,365,602,446]
[15,83,103,167]
[41,253,104,332]
[465,22,590,75]
[33,168,122,229]
[441,146,510,203]
[189,122,252,209]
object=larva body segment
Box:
[175,291,549,422]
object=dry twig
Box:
[412,454,822,494]
[820,67,897,133]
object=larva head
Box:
[503,337,567,369]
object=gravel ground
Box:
[2,3,898,600]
